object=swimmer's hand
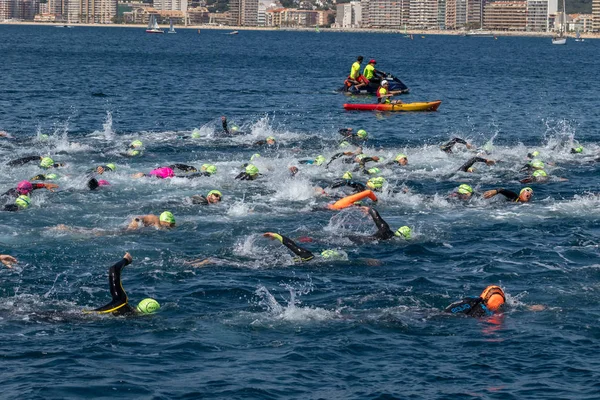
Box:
[359,206,370,215]
[44,183,59,192]
[0,131,8,138]
[185,258,213,268]
[528,304,546,311]
[123,252,132,264]
[263,232,277,240]
[96,166,105,174]
[466,143,474,149]
[0,255,18,268]
[483,189,499,199]
[485,159,496,166]
[131,172,145,179]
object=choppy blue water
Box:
[1,25,600,399]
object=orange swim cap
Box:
[480,285,505,311]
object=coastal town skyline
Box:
[1,0,599,32]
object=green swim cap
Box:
[191,129,201,139]
[15,195,31,209]
[251,153,261,161]
[266,136,275,142]
[130,140,143,148]
[342,171,353,180]
[530,159,544,169]
[105,163,116,171]
[520,187,533,196]
[395,226,412,239]
[159,211,175,225]
[339,141,350,148]
[320,249,340,259]
[356,154,367,160]
[314,155,326,166]
[201,164,217,175]
[457,184,473,195]
[245,164,259,176]
[530,150,540,157]
[367,167,380,175]
[367,177,386,189]
[573,146,583,153]
[39,134,49,140]
[45,173,58,180]
[137,298,160,314]
[207,190,222,198]
[40,157,54,168]
[127,149,141,157]
[356,129,368,139]
[532,169,547,177]
[395,153,407,162]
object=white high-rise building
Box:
[334,1,361,28]
[592,0,599,31]
[154,0,188,13]
[526,0,549,31]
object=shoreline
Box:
[2,21,599,39]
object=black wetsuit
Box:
[92,257,136,316]
[222,118,246,136]
[7,155,41,167]
[30,174,53,181]
[235,172,259,180]
[275,234,315,262]
[368,208,395,240]
[338,129,367,146]
[458,157,488,172]
[494,189,521,202]
[440,138,469,153]
[444,297,494,318]
[191,195,209,205]
[328,180,367,194]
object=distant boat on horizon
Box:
[575,29,584,42]
[464,29,494,37]
[146,15,164,34]
[228,30,239,35]
[168,18,176,34]
[552,0,567,44]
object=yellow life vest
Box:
[350,61,361,79]
[364,64,375,80]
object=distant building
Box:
[526,0,548,31]
[5,0,40,20]
[445,0,467,29]
[483,1,526,30]
[361,0,410,28]
[593,0,600,31]
[570,13,593,31]
[229,0,258,26]
[154,0,188,13]
[333,1,361,28]
[409,0,439,28]
[265,7,327,26]
[63,0,117,23]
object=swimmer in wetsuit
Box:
[127,211,176,230]
[440,138,473,154]
[444,285,505,317]
[235,164,260,180]
[324,172,367,194]
[457,156,495,173]
[483,187,533,203]
[7,156,64,169]
[86,252,160,316]
[263,233,346,262]
[191,190,222,205]
[348,207,411,242]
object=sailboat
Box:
[315,25,320,33]
[146,15,164,34]
[551,0,567,45]
[403,24,410,38]
[168,18,176,34]
[575,29,584,42]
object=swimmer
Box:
[30,173,59,181]
[121,140,143,157]
[235,164,260,180]
[127,211,176,230]
[221,116,246,135]
[263,232,343,262]
[1,254,18,268]
[132,164,199,179]
[448,184,476,201]
[3,195,32,212]
[483,187,533,203]
[87,178,111,190]
[366,176,386,192]
[325,147,363,168]
[353,207,411,241]
[191,190,222,205]
[184,164,216,178]
[254,136,276,147]
[84,252,160,316]
[444,285,505,317]
[440,138,474,154]
[7,156,64,168]
[519,169,567,184]
[289,166,299,177]
[92,163,117,175]
[457,156,495,173]
[339,128,368,146]
[325,171,367,194]
[384,153,408,167]
[299,155,327,166]
[570,145,584,154]
[1,180,58,199]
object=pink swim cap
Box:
[17,180,33,194]
[98,180,110,186]
[148,167,175,179]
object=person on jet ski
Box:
[363,60,386,86]
[347,56,368,91]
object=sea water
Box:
[1,25,599,398]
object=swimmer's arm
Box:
[32,183,59,192]
[483,188,518,201]
[263,233,314,261]
[367,208,394,239]
[127,215,158,230]
[169,164,197,172]
[0,255,17,268]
